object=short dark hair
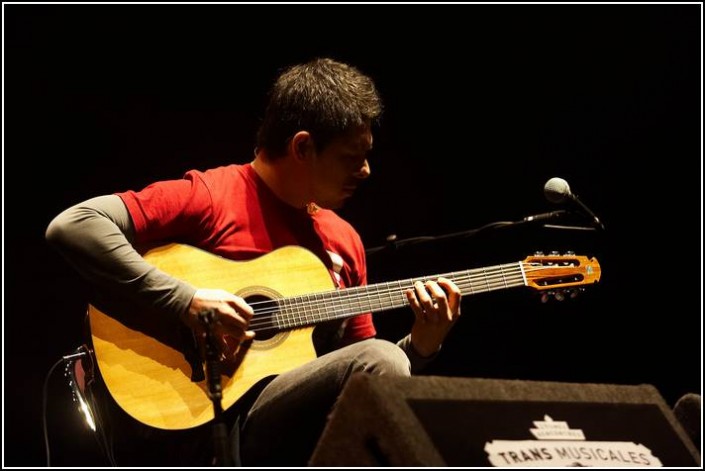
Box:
[256,58,383,158]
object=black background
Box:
[4,3,702,466]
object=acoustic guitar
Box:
[87,243,601,430]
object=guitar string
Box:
[242,264,585,332]
[245,274,526,332]
[244,264,524,318]
[245,264,573,330]
[244,262,572,319]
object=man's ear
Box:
[290,131,315,162]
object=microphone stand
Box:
[199,310,235,467]
[365,211,600,256]
[366,220,515,256]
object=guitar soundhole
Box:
[246,294,281,341]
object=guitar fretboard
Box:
[261,262,526,330]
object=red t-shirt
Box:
[117,163,376,342]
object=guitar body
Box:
[88,243,335,430]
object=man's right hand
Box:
[184,288,256,360]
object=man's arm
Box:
[45,194,196,317]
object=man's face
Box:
[307,125,373,210]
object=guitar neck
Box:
[271,262,525,331]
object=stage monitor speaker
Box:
[310,374,701,467]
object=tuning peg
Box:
[540,291,553,303]
[534,251,545,256]
[550,250,560,256]
[564,250,575,255]
[554,291,565,302]
[569,289,579,299]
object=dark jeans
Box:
[239,338,411,466]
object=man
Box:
[46,57,462,466]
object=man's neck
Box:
[251,153,309,210]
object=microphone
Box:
[544,177,605,230]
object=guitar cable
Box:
[42,356,65,467]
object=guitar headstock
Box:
[522,251,601,302]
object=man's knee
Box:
[353,339,411,377]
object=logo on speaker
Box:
[484,415,663,467]
[530,415,585,440]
